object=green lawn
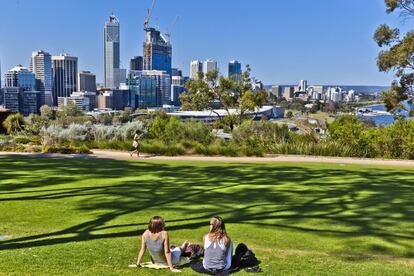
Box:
[1,156,414,275]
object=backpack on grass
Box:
[232,243,259,268]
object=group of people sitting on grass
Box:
[134,215,260,275]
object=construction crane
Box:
[144,0,156,30]
[164,16,179,42]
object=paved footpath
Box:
[2,150,414,167]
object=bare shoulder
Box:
[161,230,169,239]
[141,230,148,239]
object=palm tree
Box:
[2,113,24,134]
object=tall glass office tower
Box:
[143,27,172,75]
[203,59,218,75]
[190,60,203,80]
[104,14,121,89]
[52,54,78,106]
[5,65,36,91]
[29,50,53,106]
[228,60,242,82]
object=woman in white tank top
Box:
[191,216,233,274]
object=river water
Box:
[357,104,395,126]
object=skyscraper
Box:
[4,65,41,114]
[52,53,78,106]
[203,59,218,75]
[299,80,308,92]
[171,68,182,77]
[2,87,22,112]
[130,56,143,71]
[190,60,203,79]
[143,27,172,75]
[228,60,242,82]
[141,70,171,106]
[127,71,157,108]
[29,50,53,106]
[77,71,96,92]
[104,14,121,89]
[5,65,36,91]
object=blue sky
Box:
[0,0,409,85]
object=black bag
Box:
[182,244,204,260]
[232,243,259,268]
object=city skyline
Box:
[0,0,407,86]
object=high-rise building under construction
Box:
[143,27,172,75]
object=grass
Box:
[306,111,336,124]
[0,156,414,275]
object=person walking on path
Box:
[130,131,141,157]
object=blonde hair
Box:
[208,216,230,247]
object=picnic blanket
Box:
[128,257,191,269]
[128,262,169,269]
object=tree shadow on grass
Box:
[1,155,414,258]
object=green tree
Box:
[374,0,414,111]
[24,113,50,135]
[40,105,54,119]
[180,65,268,129]
[329,115,375,157]
[113,107,132,124]
[96,113,113,125]
[3,113,25,134]
[58,103,82,117]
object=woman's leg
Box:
[180,240,189,252]
[191,261,214,275]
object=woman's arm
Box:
[135,232,147,266]
[225,239,233,270]
[163,232,181,272]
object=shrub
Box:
[233,120,290,152]
[371,120,414,159]
[149,115,213,145]
[41,121,147,149]
[267,141,354,157]
[148,115,169,141]
[328,115,376,157]
[24,114,51,135]
[56,115,95,127]
[115,121,147,141]
[57,103,82,117]
[140,140,185,156]
[87,140,131,151]
[91,121,146,142]
[92,125,117,142]
[196,140,241,157]
[42,145,91,154]
[13,136,32,144]
[41,123,92,147]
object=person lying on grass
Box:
[191,216,234,275]
[135,216,188,273]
